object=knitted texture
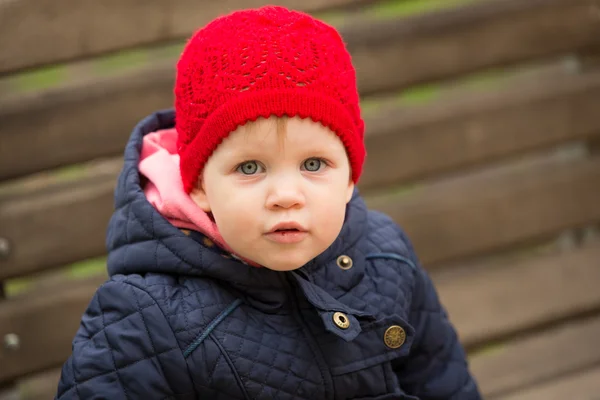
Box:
[175,6,365,193]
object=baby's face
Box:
[191,116,354,271]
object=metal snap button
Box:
[333,312,350,329]
[4,333,20,351]
[384,325,406,349]
[0,237,10,260]
[336,255,353,270]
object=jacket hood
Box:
[138,126,259,266]
[106,110,371,330]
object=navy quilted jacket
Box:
[56,110,481,400]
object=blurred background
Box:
[1,0,600,398]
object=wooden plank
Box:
[0,276,106,385]
[0,176,116,280]
[497,365,600,400]
[0,0,371,75]
[3,0,600,78]
[4,58,600,185]
[349,0,600,95]
[0,158,123,205]
[436,241,600,348]
[1,135,599,278]
[470,316,600,398]
[367,157,600,266]
[0,242,598,385]
[0,273,12,394]
[3,0,600,180]
[0,67,172,181]
[0,369,61,400]
[361,70,600,190]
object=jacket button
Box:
[333,312,350,329]
[384,325,406,349]
[336,255,353,270]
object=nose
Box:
[265,174,306,210]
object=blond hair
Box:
[243,116,288,150]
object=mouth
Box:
[265,222,308,244]
[267,221,307,234]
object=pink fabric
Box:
[139,128,239,256]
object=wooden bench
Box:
[1,0,600,398]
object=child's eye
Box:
[302,158,325,172]
[236,161,263,175]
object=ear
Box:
[345,179,355,204]
[190,180,212,212]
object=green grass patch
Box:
[53,164,88,181]
[67,257,108,279]
[390,183,419,197]
[461,67,513,91]
[320,0,480,26]
[387,182,423,196]
[397,84,442,105]
[395,68,510,105]
[14,65,68,92]
[94,48,150,75]
[3,278,34,297]
[370,0,480,18]
[3,257,107,297]
[156,42,186,58]
[314,11,348,26]
[468,341,506,360]
[365,64,516,110]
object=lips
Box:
[268,221,307,233]
[265,222,308,244]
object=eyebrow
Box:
[224,143,340,162]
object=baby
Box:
[56,6,481,400]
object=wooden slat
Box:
[1,242,598,385]
[367,157,600,266]
[470,316,600,398]
[0,176,116,280]
[0,0,371,75]
[361,70,600,190]
[1,132,599,277]
[3,0,600,78]
[497,365,600,400]
[436,242,600,348]
[0,67,172,181]
[4,0,600,180]
[0,158,123,205]
[348,0,600,95]
[0,276,105,384]
[0,369,61,400]
[4,58,600,185]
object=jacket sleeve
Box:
[394,251,482,399]
[55,278,194,400]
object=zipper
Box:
[280,272,335,400]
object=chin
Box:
[262,256,311,272]
[263,262,304,272]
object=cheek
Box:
[314,195,347,240]
[209,189,259,246]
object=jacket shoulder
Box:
[365,209,419,262]
[56,276,195,399]
[114,273,238,350]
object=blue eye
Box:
[237,161,261,175]
[303,158,324,172]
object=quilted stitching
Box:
[56,109,481,400]
[212,315,324,399]
[56,280,194,400]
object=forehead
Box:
[228,116,343,151]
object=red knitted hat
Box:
[175,6,365,193]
